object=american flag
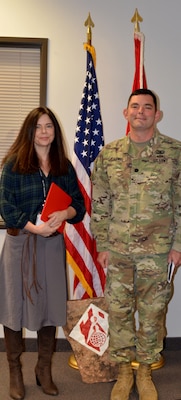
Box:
[65,46,106,299]
[126,30,147,134]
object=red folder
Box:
[41,182,72,233]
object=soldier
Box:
[90,88,181,400]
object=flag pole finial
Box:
[131,8,143,32]
[84,12,94,45]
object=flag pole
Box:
[129,9,164,371]
[131,8,145,89]
[84,12,94,45]
[84,13,96,68]
[68,13,96,370]
[131,7,143,33]
[126,8,146,134]
[65,8,105,300]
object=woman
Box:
[0,107,85,399]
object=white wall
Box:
[0,0,181,338]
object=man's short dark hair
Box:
[127,88,157,110]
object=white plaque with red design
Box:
[69,303,109,356]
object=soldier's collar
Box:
[124,130,159,156]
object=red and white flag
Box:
[126,30,147,134]
[65,44,106,299]
[132,31,147,91]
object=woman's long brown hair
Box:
[1,106,69,175]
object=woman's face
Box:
[34,113,55,149]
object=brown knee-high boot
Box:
[4,326,25,400]
[35,326,58,396]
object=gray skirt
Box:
[0,231,67,331]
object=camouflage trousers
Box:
[105,252,173,364]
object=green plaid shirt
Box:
[0,160,85,228]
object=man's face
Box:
[123,94,160,132]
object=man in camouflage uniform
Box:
[90,88,181,400]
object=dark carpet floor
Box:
[0,349,181,399]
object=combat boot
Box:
[136,363,158,400]
[111,362,134,400]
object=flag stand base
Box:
[131,355,164,370]
[68,353,79,370]
[68,353,164,371]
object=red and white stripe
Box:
[65,152,106,299]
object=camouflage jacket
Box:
[91,130,181,255]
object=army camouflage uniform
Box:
[91,130,181,364]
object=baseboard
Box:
[0,337,180,352]
[163,337,181,351]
